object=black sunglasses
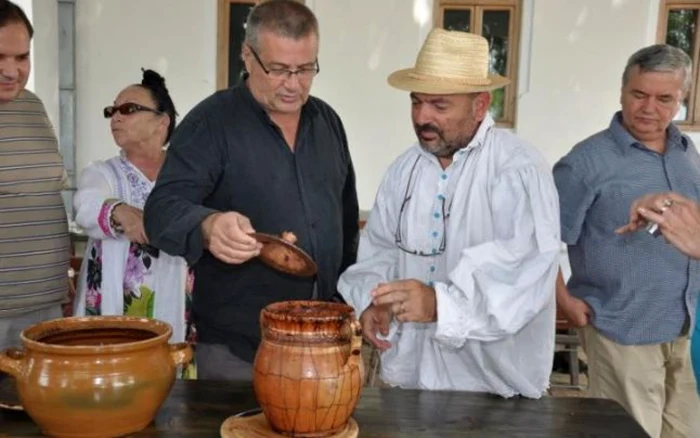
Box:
[103,103,161,118]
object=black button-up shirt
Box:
[144,84,359,362]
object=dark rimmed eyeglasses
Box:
[395,156,452,257]
[103,103,162,119]
[249,45,320,81]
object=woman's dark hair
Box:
[139,68,177,144]
[0,0,33,38]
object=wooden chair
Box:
[552,308,584,389]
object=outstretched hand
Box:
[359,304,392,351]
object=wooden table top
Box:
[0,379,648,437]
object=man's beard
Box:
[414,123,473,158]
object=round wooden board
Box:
[220,413,358,438]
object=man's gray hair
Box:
[244,0,319,52]
[622,44,692,92]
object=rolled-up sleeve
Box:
[144,112,224,265]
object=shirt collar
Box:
[464,113,494,151]
[609,111,688,154]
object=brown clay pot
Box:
[0,316,192,438]
[253,300,364,437]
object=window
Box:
[217,0,305,90]
[658,0,700,129]
[434,0,522,127]
[217,0,256,89]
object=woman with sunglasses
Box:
[73,70,193,375]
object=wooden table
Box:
[0,380,648,437]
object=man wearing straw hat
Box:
[338,29,560,398]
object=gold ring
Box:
[661,198,673,213]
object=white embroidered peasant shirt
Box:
[338,115,560,398]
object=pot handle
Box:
[0,348,25,378]
[343,319,364,377]
[169,342,193,367]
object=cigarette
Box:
[645,221,660,237]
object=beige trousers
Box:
[581,325,700,438]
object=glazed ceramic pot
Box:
[253,300,364,437]
[0,316,192,438]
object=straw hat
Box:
[388,28,510,94]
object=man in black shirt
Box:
[143,0,359,381]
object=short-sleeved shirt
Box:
[553,112,700,345]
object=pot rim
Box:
[19,315,172,355]
[261,300,355,322]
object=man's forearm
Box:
[143,194,218,265]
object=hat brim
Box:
[387,68,510,94]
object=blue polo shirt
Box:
[554,112,700,345]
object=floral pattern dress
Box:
[85,242,161,317]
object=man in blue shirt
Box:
[554,44,700,437]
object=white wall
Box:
[51,0,691,211]
[13,0,31,90]
[71,0,434,210]
[31,0,59,135]
[311,0,685,207]
[515,0,668,163]
[74,0,217,173]
[311,0,433,209]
